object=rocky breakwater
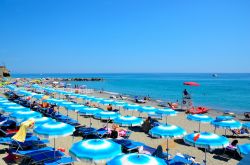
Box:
[56,78,104,81]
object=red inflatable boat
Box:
[188,107,209,114]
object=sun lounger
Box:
[231,129,250,137]
[113,139,144,153]
[27,150,65,164]
[44,156,74,165]
[0,136,49,150]
[169,153,200,165]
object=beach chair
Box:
[113,139,144,153]
[242,112,250,121]
[0,136,49,151]
[25,150,67,164]
[231,129,250,138]
[169,153,200,165]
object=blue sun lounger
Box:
[113,139,144,153]
[28,150,74,165]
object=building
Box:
[0,66,10,78]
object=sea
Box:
[12,73,250,114]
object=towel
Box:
[12,119,35,142]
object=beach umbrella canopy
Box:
[187,114,213,132]
[216,115,234,121]
[1,106,30,113]
[69,139,122,163]
[100,99,115,105]
[211,119,242,130]
[149,123,186,163]
[242,122,250,129]
[149,124,186,139]
[113,115,143,127]
[0,102,19,108]
[237,144,250,157]
[183,82,200,86]
[94,111,120,120]
[123,104,141,111]
[0,97,7,101]
[0,100,9,104]
[57,101,74,107]
[155,108,177,124]
[84,96,96,101]
[34,121,75,153]
[78,107,102,126]
[184,132,229,164]
[34,121,75,138]
[107,153,166,165]
[113,101,126,107]
[10,111,42,122]
[184,132,229,149]
[156,108,177,116]
[91,98,104,103]
[78,107,102,116]
[22,116,54,127]
[5,85,17,90]
[138,106,157,114]
[66,104,86,111]
[31,94,44,99]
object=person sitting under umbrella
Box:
[107,104,113,111]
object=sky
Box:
[0,0,250,73]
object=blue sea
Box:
[12,73,250,113]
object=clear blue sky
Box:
[0,0,249,73]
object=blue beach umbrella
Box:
[32,94,44,99]
[0,100,9,104]
[94,111,120,120]
[78,107,102,126]
[10,110,42,122]
[216,116,234,121]
[23,116,54,127]
[149,124,186,163]
[34,121,75,151]
[0,102,19,108]
[57,101,74,116]
[123,104,141,111]
[92,98,104,103]
[242,122,250,129]
[149,124,186,139]
[113,115,143,127]
[67,104,87,121]
[156,108,177,124]
[1,106,30,114]
[69,139,122,163]
[100,99,115,105]
[113,101,126,107]
[5,85,17,91]
[184,132,229,164]
[0,97,7,101]
[237,144,250,157]
[107,153,166,165]
[138,106,157,114]
[211,119,242,135]
[187,114,213,132]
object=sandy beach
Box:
[0,89,248,165]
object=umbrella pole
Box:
[199,122,201,132]
[167,138,169,165]
[204,148,207,165]
[90,117,92,127]
[54,138,56,158]
[225,129,227,136]
[76,111,78,122]
[166,116,168,124]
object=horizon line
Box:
[11,72,250,74]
